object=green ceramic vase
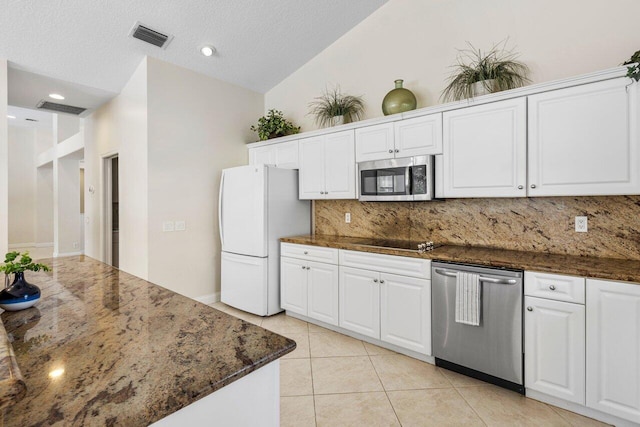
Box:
[382,79,417,115]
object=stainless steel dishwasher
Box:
[432,261,524,394]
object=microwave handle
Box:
[407,166,412,195]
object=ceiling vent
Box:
[129,21,173,49]
[37,100,86,115]
[25,118,39,122]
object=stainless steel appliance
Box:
[431,261,524,394]
[358,155,434,201]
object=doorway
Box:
[103,154,119,267]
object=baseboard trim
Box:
[35,242,54,248]
[8,242,36,249]
[53,251,84,258]
[194,292,220,305]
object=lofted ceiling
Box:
[0,0,387,114]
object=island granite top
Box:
[281,234,640,284]
[0,256,294,426]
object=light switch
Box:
[175,220,186,231]
[163,221,174,232]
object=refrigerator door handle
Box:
[218,170,225,247]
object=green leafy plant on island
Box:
[442,40,531,102]
[623,49,640,82]
[250,109,301,141]
[308,86,365,127]
[0,251,50,275]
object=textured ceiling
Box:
[7,105,53,129]
[0,0,387,97]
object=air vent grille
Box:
[25,118,39,122]
[130,22,172,48]
[37,101,86,115]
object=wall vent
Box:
[37,100,86,115]
[25,118,39,122]
[129,22,173,48]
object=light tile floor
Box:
[210,302,609,427]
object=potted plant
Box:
[442,40,530,102]
[623,49,640,82]
[0,251,49,311]
[308,86,365,127]
[250,109,301,141]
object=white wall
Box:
[146,57,263,300]
[0,59,8,256]
[7,126,36,245]
[36,164,53,245]
[84,58,149,279]
[265,0,640,131]
[57,114,79,143]
[54,152,82,255]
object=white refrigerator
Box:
[219,164,310,316]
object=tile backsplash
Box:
[314,196,640,260]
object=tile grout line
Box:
[453,386,489,427]
[307,323,318,427]
[367,347,402,426]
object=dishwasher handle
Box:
[433,268,518,285]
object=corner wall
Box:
[146,57,263,300]
[265,0,640,131]
[7,126,36,245]
[0,59,8,256]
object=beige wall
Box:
[146,57,263,300]
[265,0,640,131]
[36,164,53,245]
[54,153,82,255]
[0,59,8,256]
[7,126,36,245]
[84,58,149,279]
[57,114,80,143]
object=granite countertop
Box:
[0,256,295,426]
[281,234,640,284]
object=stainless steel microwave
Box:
[358,155,435,201]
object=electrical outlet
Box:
[175,220,186,231]
[163,221,175,232]
[575,216,588,232]
[345,213,351,224]
[73,242,78,249]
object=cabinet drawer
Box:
[525,271,585,304]
[339,250,430,279]
[281,243,339,264]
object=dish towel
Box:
[455,272,481,326]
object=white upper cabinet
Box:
[528,78,640,196]
[249,139,299,169]
[441,98,527,198]
[299,130,356,200]
[355,114,443,162]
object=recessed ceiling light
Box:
[200,45,216,57]
[49,93,65,100]
[7,115,16,119]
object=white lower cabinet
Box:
[586,279,640,423]
[339,266,380,339]
[524,296,585,405]
[281,256,339,326]
[380,273,431,354]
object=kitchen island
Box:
[0,256,294,426]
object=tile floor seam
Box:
[452,386,489,427]
[308,345,318,427]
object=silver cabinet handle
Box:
[301,266,305,269]
[394,149,399,153]
[549,285,556,290]
[433,268,517,285]
[517,185,524,190]
[531,184,537,189]
[373,279,378,283]
[304,251,308,254]
[388,149,393,153]
[380,279,385,284]
[306,266,311,270]
[527,306,533,311]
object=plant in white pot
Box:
[308,86,365,127]
[442,40,530,102]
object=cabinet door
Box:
[524,296,585,405]
[280,257,308,316]
[249,146,275,166]
[339,266,380,339]
[298,136,326,199]
[394,113,443,156]
[307,261,339,326]
[355,122,395,162]
[324,130,356,199]
[586,279,640,423]
[441,98,527,198]
[275,140,299,169]
[380,273,431,354]
[528,78,640,196]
